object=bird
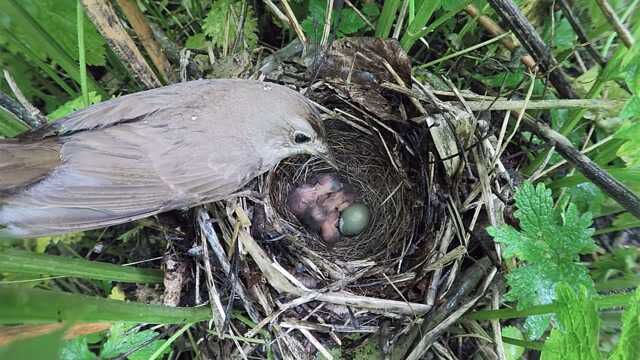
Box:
[304,205,340,243]
[0,79,331,238]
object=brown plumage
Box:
[0,79,330,238]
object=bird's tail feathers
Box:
[0,139,61,192]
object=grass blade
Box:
[0,287,211,324]
[375,0,402,38]
[77,0,89,107]
[0,249,162,283]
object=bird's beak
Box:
[313,142,339,169]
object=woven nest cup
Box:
[265,118,426,262]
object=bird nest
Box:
[265,117,429,263]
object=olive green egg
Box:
[339,203,370,236]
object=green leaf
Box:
[301,0,369,42]
[0,287,211,324]
[202,0,258,50]
[336,8,366,35]
[592,247,640,283]
[609,287,640,360]
[361,3,380,19]
[620,96,640,120]
[568,183,606,216]
[100,323,162,359]
[0,325,65,360]
[61,337,97,360]
[541,284,600,360]
[553,18,576,52]
[487,183,597,338]
[0,0,106,66]
[0,249,163,283]
[185,33,207,49]
[48,92,102,120]
[502,326,525,360]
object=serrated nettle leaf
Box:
[60,337,97,360]
[614,119,640,167]
[541,284,600,360]
[569,183,606,215]
[488,183,597,338]
[336,8,366,35]
[100,323,160,359]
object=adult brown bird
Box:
[0,79,330,238]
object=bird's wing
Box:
[0,110,260,238]
[20,80,214,139]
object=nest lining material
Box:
[266,118,425,261]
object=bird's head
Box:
[261,94,336,168]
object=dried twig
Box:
[81,0,161,88]
[280,0,307,46]
[557,0,607,66]
[2,70,46,128]
[464,4,536,69]
[594,0,635,48]
[115,0,173,82]
[523,115,640,219]
[197,208,261,323]
[486,0,578,99]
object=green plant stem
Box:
[375,0,402,38]
[601,0,640,56]
[501,336,544,350]
[77,0,89,107]
[416,32,511,69]
[595,276,640,291]
[0,249,163,283]
[406,0,472,48]
[149,322,195,360]
[400,0,439,51]
[0,287,211,324]
[467,292,635,321]
[526,22,640,176]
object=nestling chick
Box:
[286,173,343,218]
[287,173,359,244]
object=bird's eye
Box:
[294,132,312,144]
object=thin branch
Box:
[464,4,536,69]
[280,0,307,46]
[523,115,640,219]
[115,0,173,83]
[486,0,578,99]
[0,91,37,130]
[594,0,635,48]
[81,0,161,88]
[557,0,607,66]
[2,71,46,128]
